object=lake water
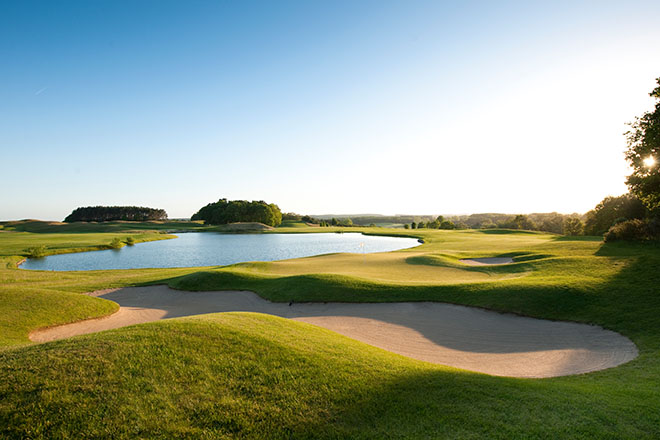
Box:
[20,232,420,271]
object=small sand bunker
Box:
[30,286,638,378]
[460,257,514,266]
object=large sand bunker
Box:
[30,286,637,378]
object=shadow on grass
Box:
[552,235,603,242]
[318,364,656,439]
[475,229,543,235]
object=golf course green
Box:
[1,220,659,438]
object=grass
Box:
[278,220,318,228]
[0,231,175,259]
[0,219,205,233]
[0,221,659,438]
[1,313,657,439]
[226,251,525,284]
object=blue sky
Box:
[2,0,660,220]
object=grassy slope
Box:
[0,219,205,233]
[1,313,657,439]
[0,231,175,260]
[1,222,659,438]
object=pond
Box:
[20,232,420,271]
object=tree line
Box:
[64,206,167,222]
[191,199,282,227]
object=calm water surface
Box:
[21,232,419,271]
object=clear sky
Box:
[2,0,660,220]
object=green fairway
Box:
[1,221,659,438]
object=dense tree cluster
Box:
[191,199,282,227]
[413,216,456,230]
[282,212,303,221]
[64,206,167,222]
[442,212,585,235]
[583,194,646,236]
[344,215,435,226]
[310,213,587,234]
[330,217,353,227]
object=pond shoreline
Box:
[20,232,421,272]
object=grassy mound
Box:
[1,313,657,439]
[278,220,317,228]
[213,222,274,232]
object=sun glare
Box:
[643,156,656,168]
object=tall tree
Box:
[625,77,660,215]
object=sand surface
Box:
[30,286,637,378]
[460,257,514,265]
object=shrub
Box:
[604,219,650,242]
[404,224,410,229]
[126,237,135,246]
[26,245,47,258]
[109,238,124,249]
[440,220,456,230]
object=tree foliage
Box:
[26,245,47,258]
[538,213,566,234]
[563,217,584,236]
[64,206,167,222]
[191,199,282,227]
[625,77,660,214]
[583,194,646,236]
[282,212,302,221]
[505,215,537,231]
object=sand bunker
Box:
[30,286,637,378]
[460,257,514,265]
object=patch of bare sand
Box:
[29,286,637,378]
